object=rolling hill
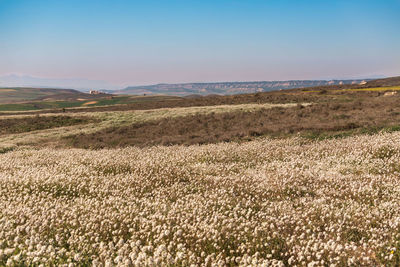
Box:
[363,76,400,87]
[0,87,101,104]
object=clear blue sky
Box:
[0,0,399,85]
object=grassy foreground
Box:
[1,132,400,265]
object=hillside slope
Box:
[364,76,400,87]
[0,87,101,104]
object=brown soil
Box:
[82,101,98,106]
[62,96,400,148]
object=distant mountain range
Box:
[113,79,371,96]
[0,74,382,96]
[0,74,120,91]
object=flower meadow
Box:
[1,132,400,266]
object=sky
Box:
[0,0,399,87]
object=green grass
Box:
[0,87,78,103]
[0,95,181,111]
[0,103,42,111]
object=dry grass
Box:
[63,96,400,148]
[0,103,300,149]
[0,116,96,136]
[305,86,400,93]
[342,86,400,92]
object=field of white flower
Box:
[1,131,400,266]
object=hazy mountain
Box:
[1,75,386,96]
[115,79,372,96]
[0,74,120,91]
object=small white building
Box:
[89,90,104,95]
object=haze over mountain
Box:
[114,79,372,96]
[0,74,120,91]
[1,74,383,96]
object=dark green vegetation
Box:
[0,87,181,112]
[0,94,180,111]
[0,147,14,154]
[0,115,96,135]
